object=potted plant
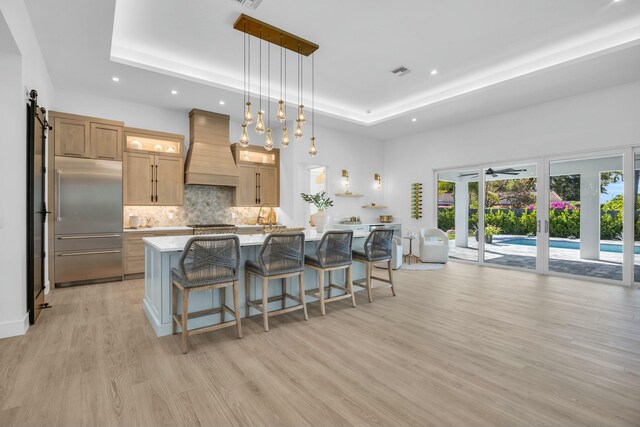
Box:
[474,225,501,243]
[300,191,334,232]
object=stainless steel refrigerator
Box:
[54,157,123,286]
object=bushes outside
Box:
[438,207,625,240]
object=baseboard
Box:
[0,314,29,340]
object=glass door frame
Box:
[476,158,548,275]
[542,147,633,287]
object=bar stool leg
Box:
[281,278,286,309]
[262,277,270,332]
[318,269,326,316]
[366,262,373,303]
[328,270,333,299]
[172,283,178,335]
[220,287,226,323]
[233,281,243,339]
[299,272,309,320]
[181,289,189,354]
[245,270,251,317]
[388,260,396,296]
[347,265,356,307]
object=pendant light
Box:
[309,52,317,157]
[277,36,286,123]
[239,21,250,147]
[243,21,253,126]
[281,38,290,147]
[295,45,304,140]
[264,37,273,151]
[255,31,265,135]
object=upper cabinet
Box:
[123,128,185,206]
[231,144,280,207]
[51,112,123,160]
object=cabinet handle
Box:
[98,155,115,160]
[63,152,82,157]
[255,173,259,204]
[155,165,159,203]
[57,249,121,257]
[57,234,121,240]
[55,169,62,221]
[151,165,155,202]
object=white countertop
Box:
[334,222,401,227]
[143,230,369,252]
[123,226,194,233]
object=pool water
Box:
[498,237,637,254]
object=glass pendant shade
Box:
[309,136,317,157]
[297,105,306,124]
[277,100,286,122]
[255,111,265,134]
[244,102,254,124]
[294,120,303,140]
[281,127,290,147]
[240,124,250,147]
[264,128,274,151]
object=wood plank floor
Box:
[1,263,640,427]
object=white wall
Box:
[0,1,53,339]
[53,89,387,228]
[384,81,640,233]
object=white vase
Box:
[312,210,330,233]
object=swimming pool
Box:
[497,237,636,254]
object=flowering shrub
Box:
[527,202,578,211]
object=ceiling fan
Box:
[458,167,526,178]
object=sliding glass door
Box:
[481,163,540,271]
[547,154,624,282]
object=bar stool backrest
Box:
[177,235,241,286]
[316,230,353,268]
[364,229,394,261]
[259,232,305,275]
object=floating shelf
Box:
[362,205,388,209]
[335,193,364,197]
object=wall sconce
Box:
[374,173,382,190]
[341,169,351,194]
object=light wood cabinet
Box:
[124,152,183,206]
[124,152,154,205]
[155,155,183,206]
[123,128,185,206]
[231,144,280,207]
[123,229,193,276]
[51,112,123,160]
[54,116,89,157]
[91,123,123,160]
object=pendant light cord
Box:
[312,52,315,136]
[268,37,271,127]
[247,25,250,104]
[259,29,262,112]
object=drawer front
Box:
[124,256,145,275]
[55,234,122,252]
[55,249,123,284]
[124,238,145,258]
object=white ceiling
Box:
[23,0,640,140]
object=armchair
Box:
[419,228,449,263]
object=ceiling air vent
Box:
[391,66,411,77]
[232,0,263,9]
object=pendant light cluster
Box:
[235,15,319,157]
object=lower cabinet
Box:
[123,230,193,276]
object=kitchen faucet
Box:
[256,203,275,227]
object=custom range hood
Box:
[185,109,239,187]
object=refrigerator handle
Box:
[55,169,62,221]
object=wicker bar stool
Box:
[304,230,356,315]
[245,232,308,332]
[352,229,396,303]
[171,235,242,354]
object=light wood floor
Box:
[1,263,640,427]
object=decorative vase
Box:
[311,210,330,233]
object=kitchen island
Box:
[143,231,368,336]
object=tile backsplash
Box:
[123,185,261,227]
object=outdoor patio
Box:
[448,236,633,281]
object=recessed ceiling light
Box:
[430,69,438,76]
[613,0,622,2]
[411,118,417,122]
[111,76,119,82]
[171,89,178,95]
[219,100,225,105]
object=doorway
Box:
[26,90,49,323]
